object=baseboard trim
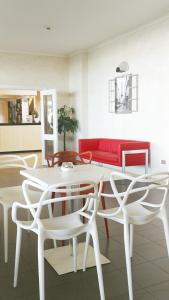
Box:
[0,150,41,154]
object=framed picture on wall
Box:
[108,74,138,113]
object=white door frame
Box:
[40,89,58,165]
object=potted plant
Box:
[58,105,78,151]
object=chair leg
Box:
[61,193,66,247]
[13,226,22,287]
[61,201,66,247]
[91,223,105,300]
[48,204,57,249]
[61,200,66,216]
[51,192,55,213]
[83,232,90,272]
[82,199,85,223]
[130,224,134,258]
[4,206,9,263]
[101,196,109,238]
[38,233,45,300]
[73,237,77,272]
[161,207,169,256]
[124,221,133,300]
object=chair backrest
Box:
[98,171,169,219]
[46,151,92,168]
[20,179,99,231]
[0,154,38,170]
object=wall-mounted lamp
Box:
[116,61,129,73]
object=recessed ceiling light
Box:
[45,25,52,31]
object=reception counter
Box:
[0,123,41,152]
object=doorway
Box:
[0,88,58,165]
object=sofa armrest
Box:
[118,141,150,167]
[119,141,150,152]
[78,139,100,152]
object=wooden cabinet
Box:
[0,125,41,152]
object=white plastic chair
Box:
[12,179,105,300]
[84,171,169,300]
[0,154,38,262]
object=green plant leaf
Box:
[58,105,78,150]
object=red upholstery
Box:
[92,151,118,164]
[78,138,100,152]
[79,138,150,167]
[98,139,121,152]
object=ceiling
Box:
[0,0,169,56]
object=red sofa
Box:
[78,138,150,170]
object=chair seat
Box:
[0,186,41,208]
[21,212,85,239]
[99,202,158,225]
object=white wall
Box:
[0,52,68,91]
[68,53,88,150]
[87,17,169,172]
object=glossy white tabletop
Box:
[20,164,114,187]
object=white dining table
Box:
[20,164,115,275]
[20,163,114,187]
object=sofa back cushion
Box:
[79,138,100,152]
[98,139,127,153]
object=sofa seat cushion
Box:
[92,151,118,165]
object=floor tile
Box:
[133,262,169,288]
[138,226,165,243]
[153,257,169,274]
[147,281,169,300]
[116,289,157,300]
[134,241,167,261]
